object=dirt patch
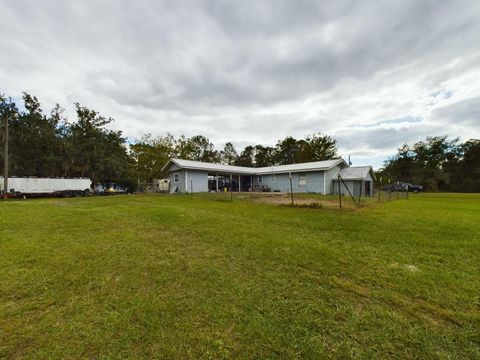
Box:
[247,193,354,209]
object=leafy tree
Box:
[459,139,480,192]
[130,133,175,182]
[7,93,64,177]
[68,103,130,183]
[220,142,238,165]
[298,133,338,162]
[274,137,300,164]
[0,94,18,176]
[235,145,255,167]
[173,135,220,162]
[254,145,275,167]
[379,136,471,191]
[187,135,220,162]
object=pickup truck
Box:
[383,182,424,193]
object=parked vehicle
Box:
[0,177,91,198]
[382,182,424,193]
[94,183,128,195]
[405,183,423,193]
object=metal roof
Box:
[162,159,256,174]
[254,159,346,174]
[335,166,375,180]
[162,158,347,175]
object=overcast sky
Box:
[1,0,480,168]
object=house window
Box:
[173,173,179,183]
[270,175,275,183]
[258,175,263,183]
[298,173,307,186]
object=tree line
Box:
[2,92,479,192]
[378,136,480,192]
[1,92,338,186]
[130,132,338,183]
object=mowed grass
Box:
[0,194,479,359]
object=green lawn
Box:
[0,194,479,359]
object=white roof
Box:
[335,166,375,180]
[162,158,347,175]
[162,158,256,174]
[254,159,346,174]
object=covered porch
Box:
[208,172,253,192]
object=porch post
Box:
[238,175,241,192]
[216,173,219,192]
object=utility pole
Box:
[3,109,8,200]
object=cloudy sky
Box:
[1,0,480,168]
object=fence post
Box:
[338,174,357,205]
[358,178,362,204]
[389,191,392,201]
[338,175,342,209]
[289,172,294,206]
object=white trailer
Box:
[0,177,91,197]
[153,178,170,192]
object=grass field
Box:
[0,193,479,358]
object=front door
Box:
[364,181,371,196]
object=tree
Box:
[220,142,238,165]
[458,139,480,192]
[379,136,466,191]
[0,94,18,176]
[254,145,275,167]
[235,145,255,167]
[274,137,300,165]
[6,93,64,177]
[298,133,338,162]
[173,135,219,162]
[187,135,220,162]
[69,103,130,183]
[130,133,175,182]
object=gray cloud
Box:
[432,96,480,127]
[1,0,480,168]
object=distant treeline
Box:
[377,136,480,192]
[0,92,338,185]
[1,92,479,192]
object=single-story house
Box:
[162,158,375,196]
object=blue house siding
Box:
[169,169,186,193]
[188,170,209,192]
[253,171,326,193]
[162,159,365,195]
[169,169,208,193]
[325,165,343,194]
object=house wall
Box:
[166,166,364,195]
[325,164,346,194]
[333,179,374,197]
[333,180,355,196]
[253,171,326,193]
[169,170,185,193]
[188,170,209,192]
[169,169,208,193]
